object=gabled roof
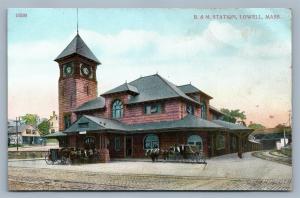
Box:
[177,84,213,99]
[102,82,139,96]
[74,97,106,112]
[212,120,252,131]
[122,74,200,105]
[8,124,37,134]
[55,34,100,64]
[64,115,129,133]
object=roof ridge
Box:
[155,74,181,97]
[157,75,200,104]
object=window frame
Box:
[186,104,195,115]
[187,135,203,151]
[112,99,124,119]
[201,101,207,119]
[143,134,159,150]
[144,103,162,115]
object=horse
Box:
[145,148,160,162]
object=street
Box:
[8,152,292,191]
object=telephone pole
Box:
[14,117,21,151]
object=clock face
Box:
[63,63,73,76]
[80,63,92,78]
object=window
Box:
[216,135,225,150]
[201,102,207,119]
[26,129,31,134]
[32,130,36,135]
[112,100,123,119]
[144,104,162,115]
[187,135,203,151]
[84,137,95,144]
[144,134,159,149]
[64,114,72,129]
[115,136,121,151]
[78,122,89,128]
[84,136,95,149]
[186,104,195,115]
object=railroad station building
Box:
[53,33,258,159]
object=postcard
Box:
[7,8,292,191]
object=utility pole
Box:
[14,117,21,151]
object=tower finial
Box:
[76,8,79,34]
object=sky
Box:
[8,8,292,127]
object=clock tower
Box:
[55,33,101,131]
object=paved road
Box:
[8,152,292,191]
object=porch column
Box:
[210,133,215,157]
[237,132,243,158]
[226,131,230,154]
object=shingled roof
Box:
[129,114,225,133]
[107,74,201,105]
[177,84,213,99]
[64,114,225,134]
[55,34,100,64]
[102,82,139,96]
[74,97,106,112]
[212,120,252,131]
[64,115,129,133]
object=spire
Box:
[55,34,101,64]
[76,8,79,35]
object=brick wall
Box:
[129,131,209,158]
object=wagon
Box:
[44,147,101,165]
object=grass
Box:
[280,147,292,157]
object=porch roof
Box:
[212,120,253,132]
[64,115,129,133]
[128,114,225,133]
[45,132,67,138]
[64,114,226,134]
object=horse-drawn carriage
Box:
[44,147,100,165]
[145,144,207,164]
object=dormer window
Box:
[144,104,162,115]
[186,104,194,115]
[201,101,207,119]
[112,100,123,119]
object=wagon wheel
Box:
[44,152,53,165]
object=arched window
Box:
[112,100,123,119]
[201,102,207,119]
[144,134,159,149]
[187,135,203,151]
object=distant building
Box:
[48,111,59,133]
[251,128,292,150]
[8,124,42,145]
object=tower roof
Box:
[55,34,100,64]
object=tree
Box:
[220,108,247,123]
[38,120,50,136]
[21,114,39,126]
[248,122,265,130]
